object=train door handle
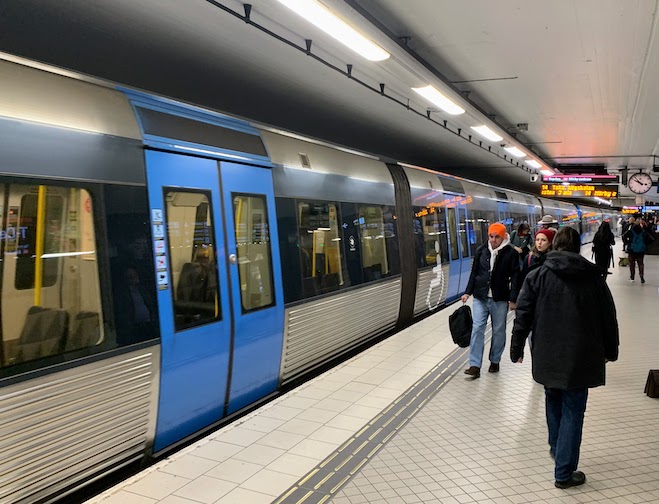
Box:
[229,253,237,265]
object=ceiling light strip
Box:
[276,0,390,61]
[412,85,465,115]
[471,125,503,142]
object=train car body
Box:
[0,57,617,503]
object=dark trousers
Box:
[628,252,645,279]
[545,387,588,481]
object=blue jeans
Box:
[468,297,509,368]
[545,388,588,481]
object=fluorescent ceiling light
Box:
[504,146,526,158]
[276,0,390,61]
[525,159,542,169]
[471,125,503,142]
[412,85,465,115]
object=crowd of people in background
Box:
[459,213,629,490]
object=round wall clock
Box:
[628,172,653,194]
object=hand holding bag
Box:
[449,304,472,348]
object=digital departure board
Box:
[540,184,618,198]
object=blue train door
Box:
[146,152,284,451]
[219,161,284,414]
[147,150,232,451]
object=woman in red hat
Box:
[520,228,555,286]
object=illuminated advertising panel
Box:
[540,184,618,198]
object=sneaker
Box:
[488,363,500,373]
[630,276,635,282]
[555,471,586,489]
[464,366,480,378]
[641,277,646,284]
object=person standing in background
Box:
[592,221,615,279]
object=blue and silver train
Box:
[0,57,617,503]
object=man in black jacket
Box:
[461,223,520,378]
[511,226,619,489]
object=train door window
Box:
[165,190,220,331]
[447,207,459,259]
[297,200,344,298]
[232,194,275,312]
[1,184,104,368]
[413,206,449,266]
[357,205,399,281]
[458,209,469,258]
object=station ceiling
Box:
[1,0,658,199]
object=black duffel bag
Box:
[449,304,472,348]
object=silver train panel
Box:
[280,278,401,384]
[414,265,450,317]
[0,348,160,504]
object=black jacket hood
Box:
[543,251,602,279]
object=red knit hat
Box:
[535,228,556,243]
[488,223,506,239]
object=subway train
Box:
[0,57,618,503]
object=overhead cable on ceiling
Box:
[203,0,541,174]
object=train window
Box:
[165,190,220,331]
[297,200,345,297]
[459,209,469,258]
[1,184,104,368]
[447,208,459,259]
[232,194,275,312]
[413,206,449,266]
[357,205,399,281]
[104,185,159,347]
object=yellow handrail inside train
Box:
[34,185,47,306]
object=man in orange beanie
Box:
[460,222,520,378]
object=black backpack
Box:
[449,305,472,348]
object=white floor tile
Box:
[99,491,158,504]
[276,418,323,436]
[295,407,338,424]
[159,454,219,480]
[192,441,243,462]
[173,476,236,503]
[214,487,274,504]
[240,469,300,496]
[266,452,320,477]
[123,471,190,500]
[288,438,337,459]
[213,427,266,447]
[307,425,354,445]
[325,414,368,431]
[237,416,286,433]
[232,444,286,466]
[259,405,301,421]
[256,430,305,450]
[205,459,263,484]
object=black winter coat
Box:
[511,251,619,389]
[465,243,520,302]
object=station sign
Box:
[542,174,619,184]
[622,206,641,214]
[540,183,618,198]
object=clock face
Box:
[628,173,653,194]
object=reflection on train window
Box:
[1,185,104,367]
[232,194,275,312]
[412,206,449,267]
[469,210,497,251]
[447,208,459,259]
[297,200,344,297]
[357,206,400,281]
[458,209,469,258]
[165,190,220,331]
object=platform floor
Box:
[90,245,659,504]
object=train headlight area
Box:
[0,57,624,503]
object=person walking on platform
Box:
[519,228,555,285]
[461,223,520,378]
[623,222,654,283]
[511,226,619,489]
[591,221,615,279]
[510,223,533,258]
[538,214,558,230]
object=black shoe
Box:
[549,448,555,460]
[488,363,500,373]
[464,366,480,378]
[641,277,645,284]
[555,471,586,489]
